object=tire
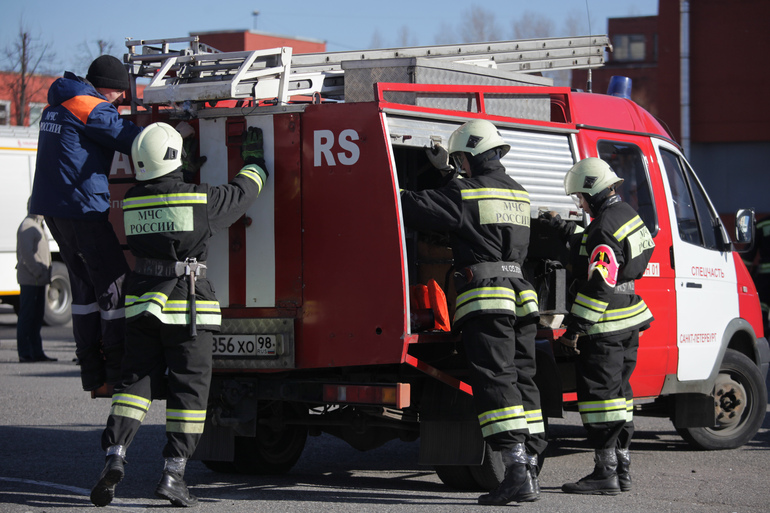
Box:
[435,465,482,491]
[232,424,307,475]
[434,442,506,492]
[677,349,768,450]
[202,460,237,474]
[44,262,72,326]
[468,442,505,491]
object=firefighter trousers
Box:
[576,329,639,450]
[101,317,213,459]
[45,215,129,390]
[462,314,543,453]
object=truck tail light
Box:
[323,383,411,409]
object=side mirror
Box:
[733,208,755,252]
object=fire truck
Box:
[111,35,769,489]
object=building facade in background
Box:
[573,0,770,217]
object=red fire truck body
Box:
[110,36,768,487]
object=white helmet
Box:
[447,119,510,160]
[564,157,623,197]
[132,122,183,181]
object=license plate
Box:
[212,334,278,357]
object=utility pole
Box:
[252,11,260,31]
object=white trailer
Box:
[0,125,71,325]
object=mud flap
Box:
[418,380,485,466]
[673,393,715,428]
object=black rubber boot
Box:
[90,451,126,507]
[155,458,198,507]
[616,448,631,492]
[562,448,621,495]
[527,451,541,497]
[478,443,538,505]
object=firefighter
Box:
[90,122,268,507]
[401,119,544,505]
[29,55,142,392]
[541,157,654,495]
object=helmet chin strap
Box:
[586,189,619,214]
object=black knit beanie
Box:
[86,55,130,90]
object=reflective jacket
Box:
[30,72,141,220]
[566,196,655,337]
[401,159,539,328]
[122,166,266,330]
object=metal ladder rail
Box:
[289,35,611,72]
[125,35,611,108]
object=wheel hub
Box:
[713,373,746,428]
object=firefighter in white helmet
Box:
[540,157,655,495]
[90,122,268,507]
[402,119,545,505]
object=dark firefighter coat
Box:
[565,196,655,337]
[122,165,266,331]
[401,159,538,328]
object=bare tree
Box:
[2,20,55,126]
[396,25,418,48]
[75,38,120,75]
[369,29,385,49]
[460,7,503,43]
[434,21,456,45]
[511,11,555,40]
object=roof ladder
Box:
[124,35,611,109]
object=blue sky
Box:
[1,0,657,75]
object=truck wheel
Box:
[44,262,72,326]
[468,443,505,491]
[232,425,308,475]
[434,465,482,491]
[677,349,768,450]
[202,460,237,474]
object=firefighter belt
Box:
[134,257,208,336]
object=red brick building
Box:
[573,0,770,216]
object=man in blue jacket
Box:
[29,55,141,392]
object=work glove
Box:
[425,144,454,175]
[242,126,266,170]
[556,331,580,356]
[181,138,207,182]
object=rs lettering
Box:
[314,129,361,166]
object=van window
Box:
[659,148,722,250]
[597,141,657,235]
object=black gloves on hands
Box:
[242,126,267,175]
[181,138,207,182]
[556,331,580,356]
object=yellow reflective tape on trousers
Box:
[123,193,207,210]
[166,409,206,434]
[455,287,539,321]
[525,408,545,435]
[479,405,528,436]
[578,397,628,424]
[110,393,151,423]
